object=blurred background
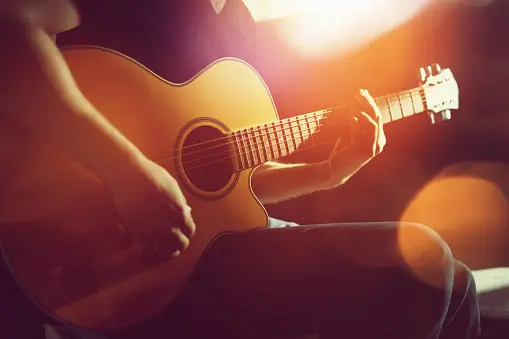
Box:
[246,0,509,273]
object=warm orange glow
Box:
[246,0,435,58]
[400,162,509,276]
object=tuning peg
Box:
[442,109,452,120]
[428,63,442,76]
[429,110,452,125]
[419,67,427,82]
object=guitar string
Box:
[184,137,341,174]
[180,98,430,173]
[165,114,383,174]
[157,95,429,169]
[169,88,425,154]
[174,122,324,168]
[154,94,428,166]
[183,127,326,173]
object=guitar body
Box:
[0,47,273,330]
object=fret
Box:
[277,121,289,156]
[400,91,416,118]
[255,126,269,163]
[281,120,294,154]
[249,127,263,165]
[388,95,403,121]
[376,96,392,124]
[386,95,394,122]
[244,128,256,166]
[274,121,287,157]
[303,114,313,143]
[289,117,301,149]
[272,121,284,158]
[307,113,318,135]
[411,88,426,113]
[263,124,276,160]
[249,127,262,165]
[296,117,305,146]
[289,118,298,152]
[268,122,280,159]
[311,111,320,133]
[408,89,417,116]
[232,132,245,170]
[236,130,250,168]
[258,125,272,162]
[397,92,406,117]
[399,90,413,117]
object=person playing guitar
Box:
[0,1,479,339]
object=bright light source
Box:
[245,0,435,59]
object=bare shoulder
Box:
[0,0,80,34]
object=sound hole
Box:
[181,125,235,193]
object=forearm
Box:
[251,161,333,205]
[0,16,148,186]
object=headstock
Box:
[419,63,459,124]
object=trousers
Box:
[2,221,480,339]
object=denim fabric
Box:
[1,221,480,339]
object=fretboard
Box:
[231,87,426,171]
[375,87,426,124]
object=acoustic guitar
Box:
[0,46,459,331]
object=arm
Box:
[252,161,332,205]
[1,0,80,33]
[252,90,386,205]
[0,2,195,255]
[0,4,149,187]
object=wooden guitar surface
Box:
[0,46,273,331]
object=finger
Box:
[150,233,179,258]
[169,227,190,252]
[147,224,189,257]
[362,90,386,154]
[358,89,381,121]
[355,112,379,157]
[166,206,196,239]
[377,126,387,153]
[149,229,189,258]
[181,206,196,238]
[357,111,378,136]
[360,89,378,108]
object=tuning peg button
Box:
[442,109,451,120]
[419,67,427,82]
[429,109,452,125]
[428,63,442,76]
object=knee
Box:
[452,261,477,296]
[397,222,454,288]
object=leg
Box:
[118,222,480,339]
[0,257,48,339]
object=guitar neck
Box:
[231,87,426,171]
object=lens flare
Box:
[246,0,435,58]
[400,162,509,272]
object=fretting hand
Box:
[323,89,386,187]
